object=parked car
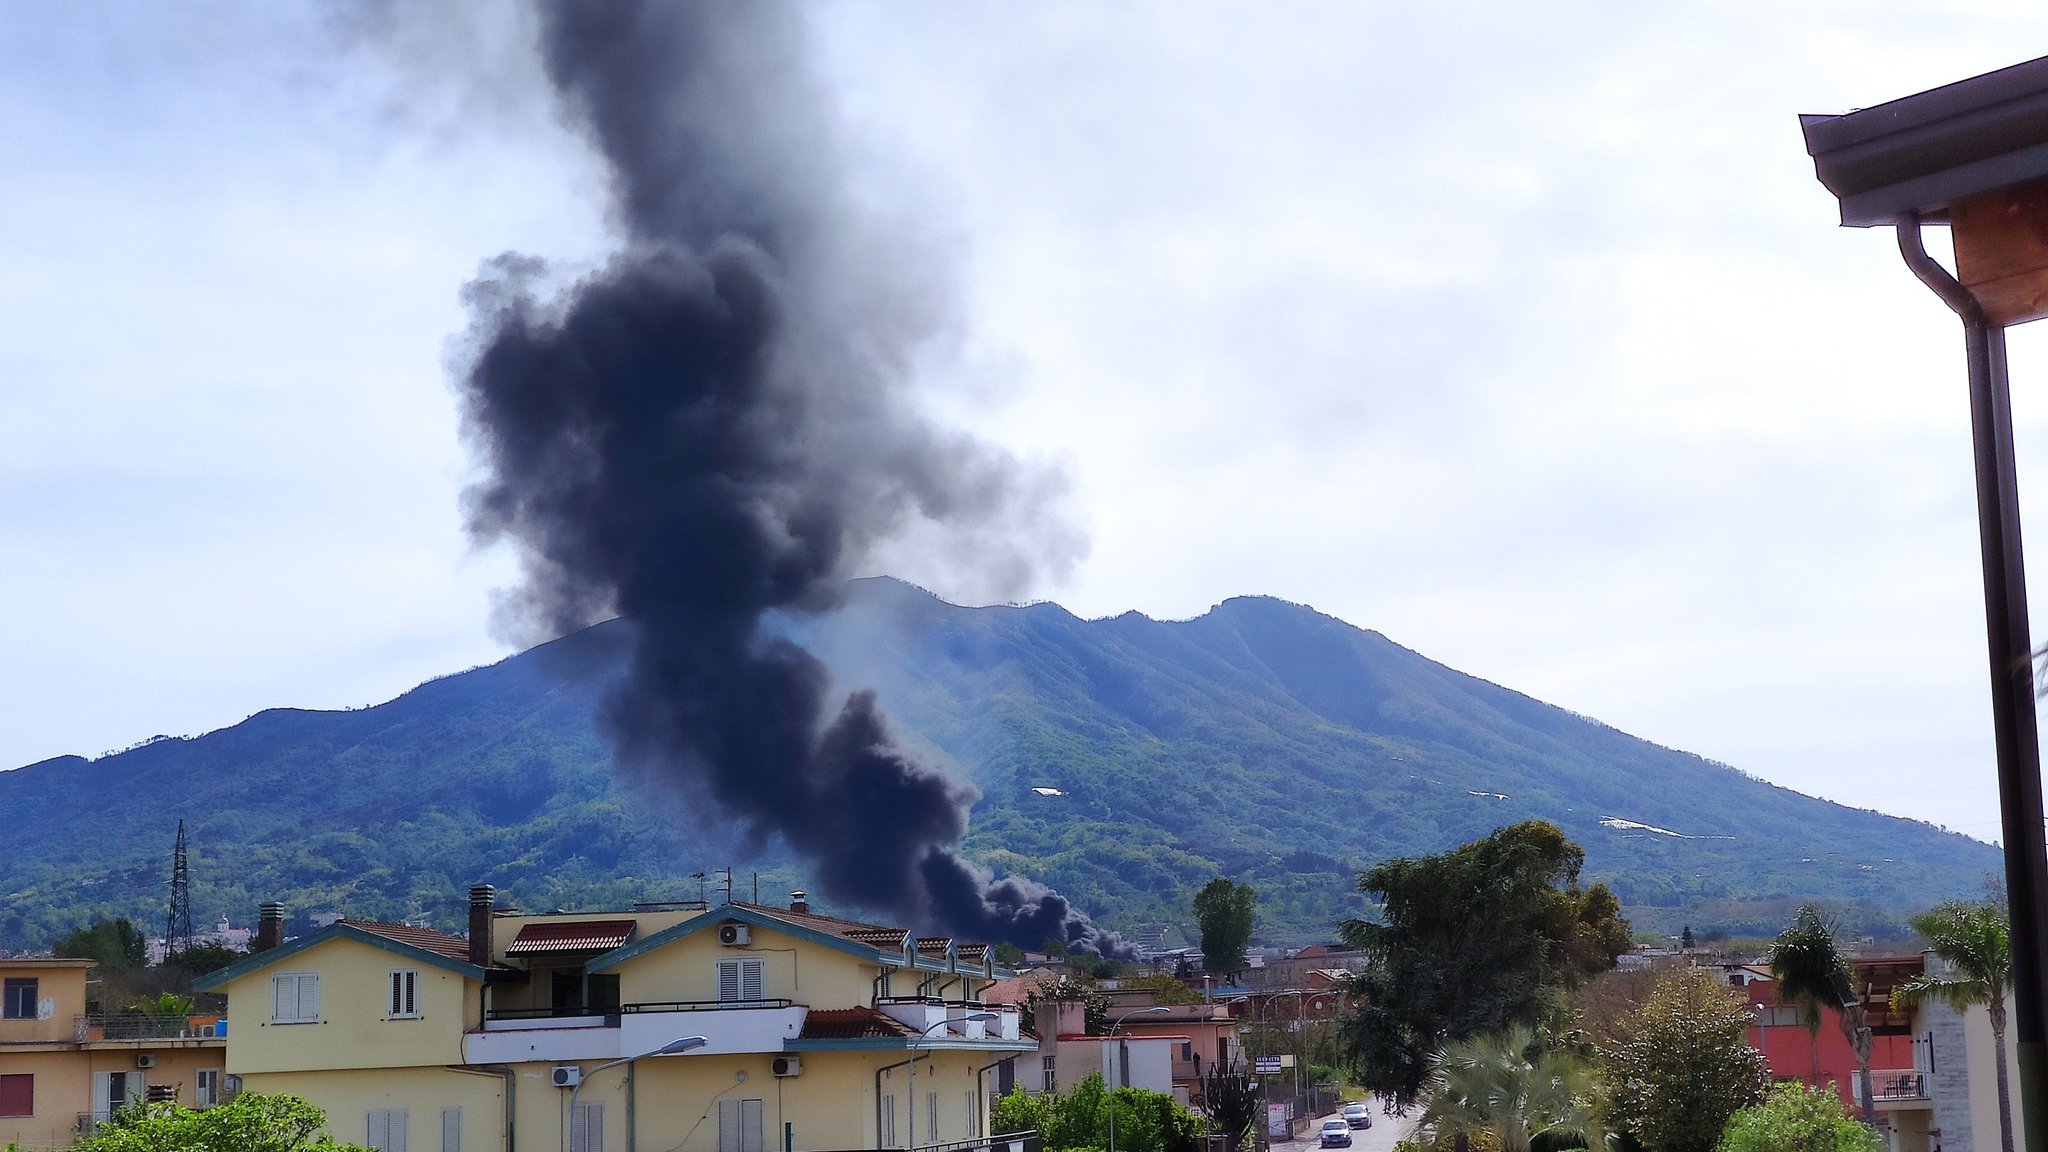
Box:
[1320,1119,1354,1148]
[1343,1102,1374,1130]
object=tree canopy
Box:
[56,918,146,970]
[1714,1083,1881,1152]
[1417,1027,1604,1152]
[1337,821,1630,1108]
[75,1092,370,1152]
[1193,878,1257,973]
[1603,969,1770,1152]
[993,1074,1203,1152]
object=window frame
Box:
[271,972,321,1024]
[388,968,421,1019]
[571,1101,605,1152]
[195,1069,221,1108]
[367,1107,409,1152]
[1,978,36,1020]
[0,1073,31,1118]
[715,957,765,1003]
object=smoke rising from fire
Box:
[447,1,1123,954]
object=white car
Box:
[1320,1119,1354,1148]
[1343,1102,1373,1130]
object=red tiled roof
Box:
[917,937,953,955]
[341,920,474,963]
[505,920,637,955]
[799,1007,918,1040]
[725,903,1005,962]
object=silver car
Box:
[1343,1102,1373,1130]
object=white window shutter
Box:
[369,1111,388,1150]
[740,1098,764,1152]
[717,960,740,1002]
[741,958,764,1001]
[881,1094,895,1148]
[272,975,292,1021]
[572,1103,603,1152]
[442,1107,461,1152]
[298,974,321,1021]
[718,1099,741,1152]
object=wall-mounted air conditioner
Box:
[552,1066,583,1088]
[135,1054,156,1070]
[771,1056,801,1078]
[719,923,751,946]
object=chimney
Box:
[789,890,809,916]
[469,884,496,967]
[254,902,285,953]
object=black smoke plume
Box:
[450,1,1125,956]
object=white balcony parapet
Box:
[463,1003,808,1065]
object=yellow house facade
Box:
[197,889,1032,1152]
[0,958,228,1150]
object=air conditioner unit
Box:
[135,1054,156,1070]
[771,1056,801,1078]
[552,1066,583,1088]
[719,923,751,946]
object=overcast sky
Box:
[6,2,2048,843]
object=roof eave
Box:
[194,924,485,991]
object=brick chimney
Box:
[254,902,285,953]
[468,884,496,967]
[789,890,809,916]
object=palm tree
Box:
[1770,904,1873,1121]
[1894,901,2014,1152]
[1418,1027,1604,1152]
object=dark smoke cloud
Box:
[449,1,1123,956]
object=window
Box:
[271,973,321,1023]
[715,958,764,1002]
[195,1069,221,1108]
[442,1107,462,1152]
[1180,1041,1193,1062]
[570,1102,604,1152]
[881,1093,896,1147]
[368,1108,409,1152]
[92,1072,134,1121]
[389,969,420,1018]
[0,1074,31,1118]
[1043,1055,1057,1094]
[927,1093,938,1141]
[2,978,36,1019]
[967,1091,981,1137]
[717,1098,762,1152]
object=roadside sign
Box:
[1254,1056,1283,1075]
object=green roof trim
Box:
[193,924,484,991]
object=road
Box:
[1267,1098,1414,1152]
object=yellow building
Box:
[197,888,1032,1152]
[0,957,229,1150]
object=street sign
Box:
[1254,1056,1283,1075]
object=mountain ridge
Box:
[0,578,1998,950]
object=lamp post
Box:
[908,1011,997,1152]
[1803,56,2048,1144]
[1106,1007,1170,1152]
[567,1035,706,1152]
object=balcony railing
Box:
[483,998,794,1023]
[1874,1071,1927,1100]
[75,1014,225,1042]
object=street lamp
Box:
[1107,1007,1170,1152]
[567,1036,706,1152]
[908,1012,996,1152]
[1802,54,2048,1137]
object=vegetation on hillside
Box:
[0,579,2001,949]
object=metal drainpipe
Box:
[877,1051,922,1150]
[975,1056,1013,1137]
[447,1064,515,1152]
[1898,210,2048,1149]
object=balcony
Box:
[875,997,1021,1041]
[76,1014,226,1043]
[465,999,806,1064]
[1873,1070,1930,1110]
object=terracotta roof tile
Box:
[341,920,474,964]
[916,937,953,954]
[505,920,636,955]
[799,1007,918,1040]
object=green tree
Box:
[1714,1082,1881,1152]
[77,1092,370,1152]
[1124,973,1203,1006]
[1893,901,2014,1152]
[1021,975,1112,1036]
[1769,906,1872,1121]
[1337,821,1630,1108]
[56,918,146,970]
[1417,1027,1604,1152]
[992,1075,1202,1152]
[1603,969,1770,1152]
[1193,879,1256,974]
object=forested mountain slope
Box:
[0,578,1995,949]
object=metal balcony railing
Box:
[75,1014,223,1042]
[1874,1071,1928,1100]
[483,998,795,1023]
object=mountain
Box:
[0,578,1999,950]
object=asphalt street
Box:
[1267,1098,1414,1152]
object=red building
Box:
[1730,957,1923,1110]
